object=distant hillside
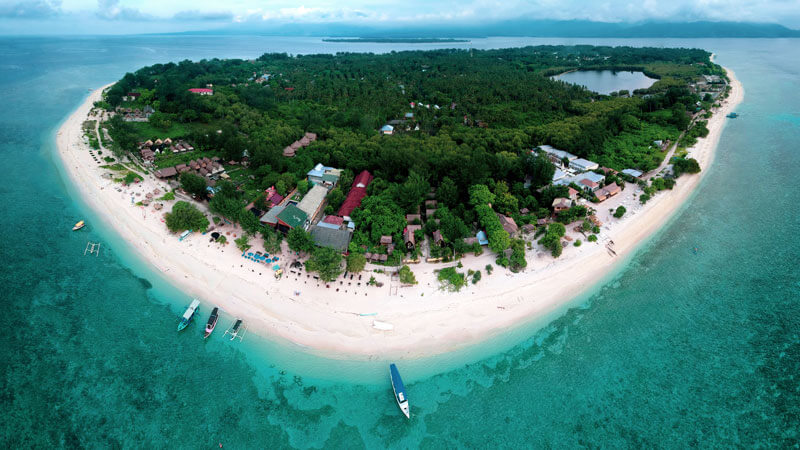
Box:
[193,20,800,39]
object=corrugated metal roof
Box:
[277,204,307,228]
[297,185,327,218]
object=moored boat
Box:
[389,363,410,419]
[204,307,219,338]
[224,318,246,341]
[178,299,200,331]
[72,220,85,231]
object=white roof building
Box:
[537,145,578,161]
[570,158,599,172]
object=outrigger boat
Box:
[223,319,246,341]
[72,220,85,231]
[177,299,200,331]
[389,363,410,419]
[204,307,219,339]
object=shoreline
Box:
[55,69,743,359]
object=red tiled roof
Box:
[323,215,344,226]
[188,88,213,94]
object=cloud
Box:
[0,0,61,18]
[96,0,151,21]
[172,9,233,21]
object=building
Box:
[537,145,577,164]
[317,215,344,230]
[307,163,341,188]
[552,198,571,213]
[578,178,600,192]
[622,169,643,179]
[260,205,286,227]
[552,168,567,182]
[404,225,421,250]
[264,186,284,208]
[568,187,579,200]
[337,170,373,219]
[310,226,352,253]
[570,158,600,172]
[296,184,328,223]
[432,230,444,246]
[476,231,489,246]
[497,213,518,235]
[595,182,621,201]
[276,204,308,232]
[188,88,214,95]
[380,124,394,135]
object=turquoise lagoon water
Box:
[553,70,658,94]
[1,36,798,447]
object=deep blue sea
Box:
[1,36,798,448]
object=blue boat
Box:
[726,112,738,118]
[389,363,410,419]
[177,299,200,331]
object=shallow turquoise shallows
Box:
[1,36,798,448]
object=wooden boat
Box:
[224,319,246,341]
[72,220,85,231]
[390,363,410,419]
[204,307,219,339]
[178,299,200,331]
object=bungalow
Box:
[259,205,286,227]
[296,184,328,222]
[188,88,214,95]
[380,235,393,245]
[497,213,519,235]
[307,163,341,188]
[568,187,579,201]
[310,226,352,253]
[405,214,421,225]
[123,92,140,101]
[432,230,444,246]
[536,218,549,226]
[337,170,373,219]
[476,230,489,246]
[264,186,284,208]
[276,204,308,232]
[140,148,155,162]
[425,200,438,209]
[578,178,600,192]
[570,158,600,172]
[283,146,295,157]
[405,225,421,250]
[595,182,621,201]
[154,167,177,178]
[522,224,536,234]
[552,197,571,213]
[380,124,394,135]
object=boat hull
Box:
[390,364,410,419]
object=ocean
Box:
[0,36,798,447]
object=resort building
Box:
[552,198,571,213]
[259,205,285,227]
[317,215,344,230]
[537,145,578,165]
[497,213,519,235]
[296,184,328,223]
[622,169,643,179]
[307,163,341,188]
[570,158,600,172]
[337,170,373,220]
[276,204,308,233]
[188,88,214,95]
[309,225,352,253]
[380,124,394,135]
[595,182,621,202]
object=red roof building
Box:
[188,88,214,95]
[337,170,373,217]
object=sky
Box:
[0,0,799,35]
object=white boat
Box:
[178,299,201,331]
[72,220,85,231]
[224,319,247,341]
[373,320,394,331]
[179,230,192,241]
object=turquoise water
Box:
[553,70,657,94]
[1,36,798,447]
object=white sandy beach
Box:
[56,69,743,359]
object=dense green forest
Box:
[105,45,721,266]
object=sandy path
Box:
[55,69,743,359]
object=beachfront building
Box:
[259,205,285,227]
[622,169,643,179]
[309,225,352,253]
[307,163,341,188]
[595,182,621,202]
[296,184,328,223]
[276,204,308,233]
[570,158,600,172]
[552,197,571,213]
[337,170,373,220]
[497,213,519,235]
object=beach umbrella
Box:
[273,265,280,270]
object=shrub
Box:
[437,267,466,292]
[158,191,176,201]
[398,265,417,285]
[588,234,598,242]
[472,270,482,284]
[346,253,366,273]
[305,247,343,282]
[235,235,251,252]
[217,235,227,245]
[165,201,208,232]
[613,206,627,218]
[574,240,582,247]
[485,264,493,274]
[640,193,651,204]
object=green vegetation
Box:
[613,206,627,218]
[158,191,176,201]
[235,235,251,252]
[217,235,227,245]
[437,267,466,292]
[398,265,417,285]
[305,247,343,282]
[287,227,314,253]
[105,45,717,269]
[323,38,470,43]
[539,222,567,257]
[346,253,366,273]
[588,234,598,242]
[165,201,209,232]
[672,157,702,177]
[179,172,207,197]
[574,239,582,247]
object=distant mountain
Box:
[188,20,800,39]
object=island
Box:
[322,38,471,43]
[57,45,742,358]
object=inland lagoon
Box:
[553,69,659,94]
